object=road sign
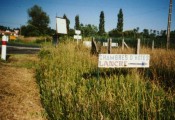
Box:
[83,41,91,48]
[75,30,81,35]
[56,17,67,34]
[103,42,118,47]
[74,35,82,40]
[98,54,150,68]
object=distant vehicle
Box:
[10,35,16,40]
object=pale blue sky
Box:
[0,0,174,32]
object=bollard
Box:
[1,35,8,60]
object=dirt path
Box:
[0,55,46,120]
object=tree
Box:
[117,9,124,32]
[28,5,50,35]
[68,28,75,37]
[75,15,80,30]
[133,27,140,38]
[63,14,70,33]
[108,29,122,37]
[98,11,105,36]
[21,25,27,36]
[0,25,8,31]
[150,30,156,38]
[160,30,166,37]
[123,30,135,38]
[143,29,149,38]
[170,30,175,38]
[81,24,98,37]
[21,25,40,37]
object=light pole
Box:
[167,0,173,49]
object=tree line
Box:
[0,5,174,39]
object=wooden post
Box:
[122,38,129,49]
[152,40,154,50]
[136,38,140,54]
[91,37,98,55]
[108,38,112,54]
[122,38,124,50]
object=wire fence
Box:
[95,37,175,49]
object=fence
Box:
[95,37,175,49]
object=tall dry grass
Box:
[36,41,175,120]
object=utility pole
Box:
[20,24,22,36]
[167,0,173,49]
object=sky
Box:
[0,0,175,32]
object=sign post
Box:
[74,30,82,45]
[54,17,67,46]
[1,35,8,60]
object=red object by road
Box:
[2,41,7,45]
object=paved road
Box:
[0,45,41,54]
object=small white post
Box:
[1,35,8,60]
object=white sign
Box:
[111,43,118,47]
[74,35,82,40]
[75,30,81,35]
[56,17,67,34]
[103,42,108,46]
[98,54,150,68]
[103,42,118,47]
[83,41,91,48]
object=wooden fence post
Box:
[122,38,124,50]
[108,38,112,54]
[91,37,98,55]
[136,38,140,54]
[122,38,129,50]
[152,40,154,50]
